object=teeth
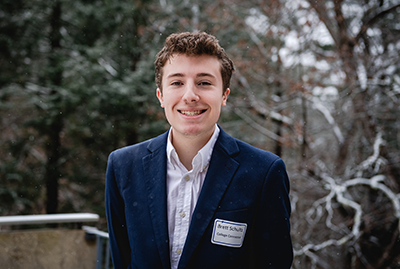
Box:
[180,110,203,116]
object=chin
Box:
[182,129,203,137]
[184,125,214,138]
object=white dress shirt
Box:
[166,125,220,269]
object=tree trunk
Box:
[45,1,63,214]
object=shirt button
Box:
[184,175,190,181]
[176,249,182,255]
[180,212,186,218]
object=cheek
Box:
[212,102,222,114]
[163,97,172,109]
[163,98,177,113]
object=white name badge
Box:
[211,219,247,248]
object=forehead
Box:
[162,54,222,79]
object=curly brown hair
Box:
[154,32,235,93]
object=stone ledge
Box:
[0,229,96,269]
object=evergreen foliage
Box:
[1,0,400,267]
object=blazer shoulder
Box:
[109,131,168,162]
[110,139,150,160]
[233,137,282,164]
[218,127,280,162]
[217,129,285,177]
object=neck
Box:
[170,128,214,171]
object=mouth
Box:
[178,110,207,116]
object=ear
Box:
[222,88,230,107]
[156,88,164,108]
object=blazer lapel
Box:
[142,131,171,269]
[178,129,240,268]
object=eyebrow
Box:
[166,73,185,79]
[196,73,216,79]
[166,72,216,79]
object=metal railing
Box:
[0,213,111,269]
[0,213,99,226]
[83,225,111,269]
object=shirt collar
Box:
[166,124,220,172]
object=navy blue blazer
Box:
[105,128,293,269]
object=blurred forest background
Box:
[1,0,400,268]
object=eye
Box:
[171,81,182,86]
[198,81,211,86]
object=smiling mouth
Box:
[179,110,207,116]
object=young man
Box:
[105,32,293,269]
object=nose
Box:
[182,82,199,103]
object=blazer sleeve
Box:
[105,152,132,269]
[252,158,293,268]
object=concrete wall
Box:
[0,229,97,269]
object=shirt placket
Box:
[171,170,194,265]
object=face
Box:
[156,54,230,142]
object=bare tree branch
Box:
[236,74,293,125]
[306,0,339,46]
[356,4,400,42]
[232,107,286,143]
[307,95,344,144]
